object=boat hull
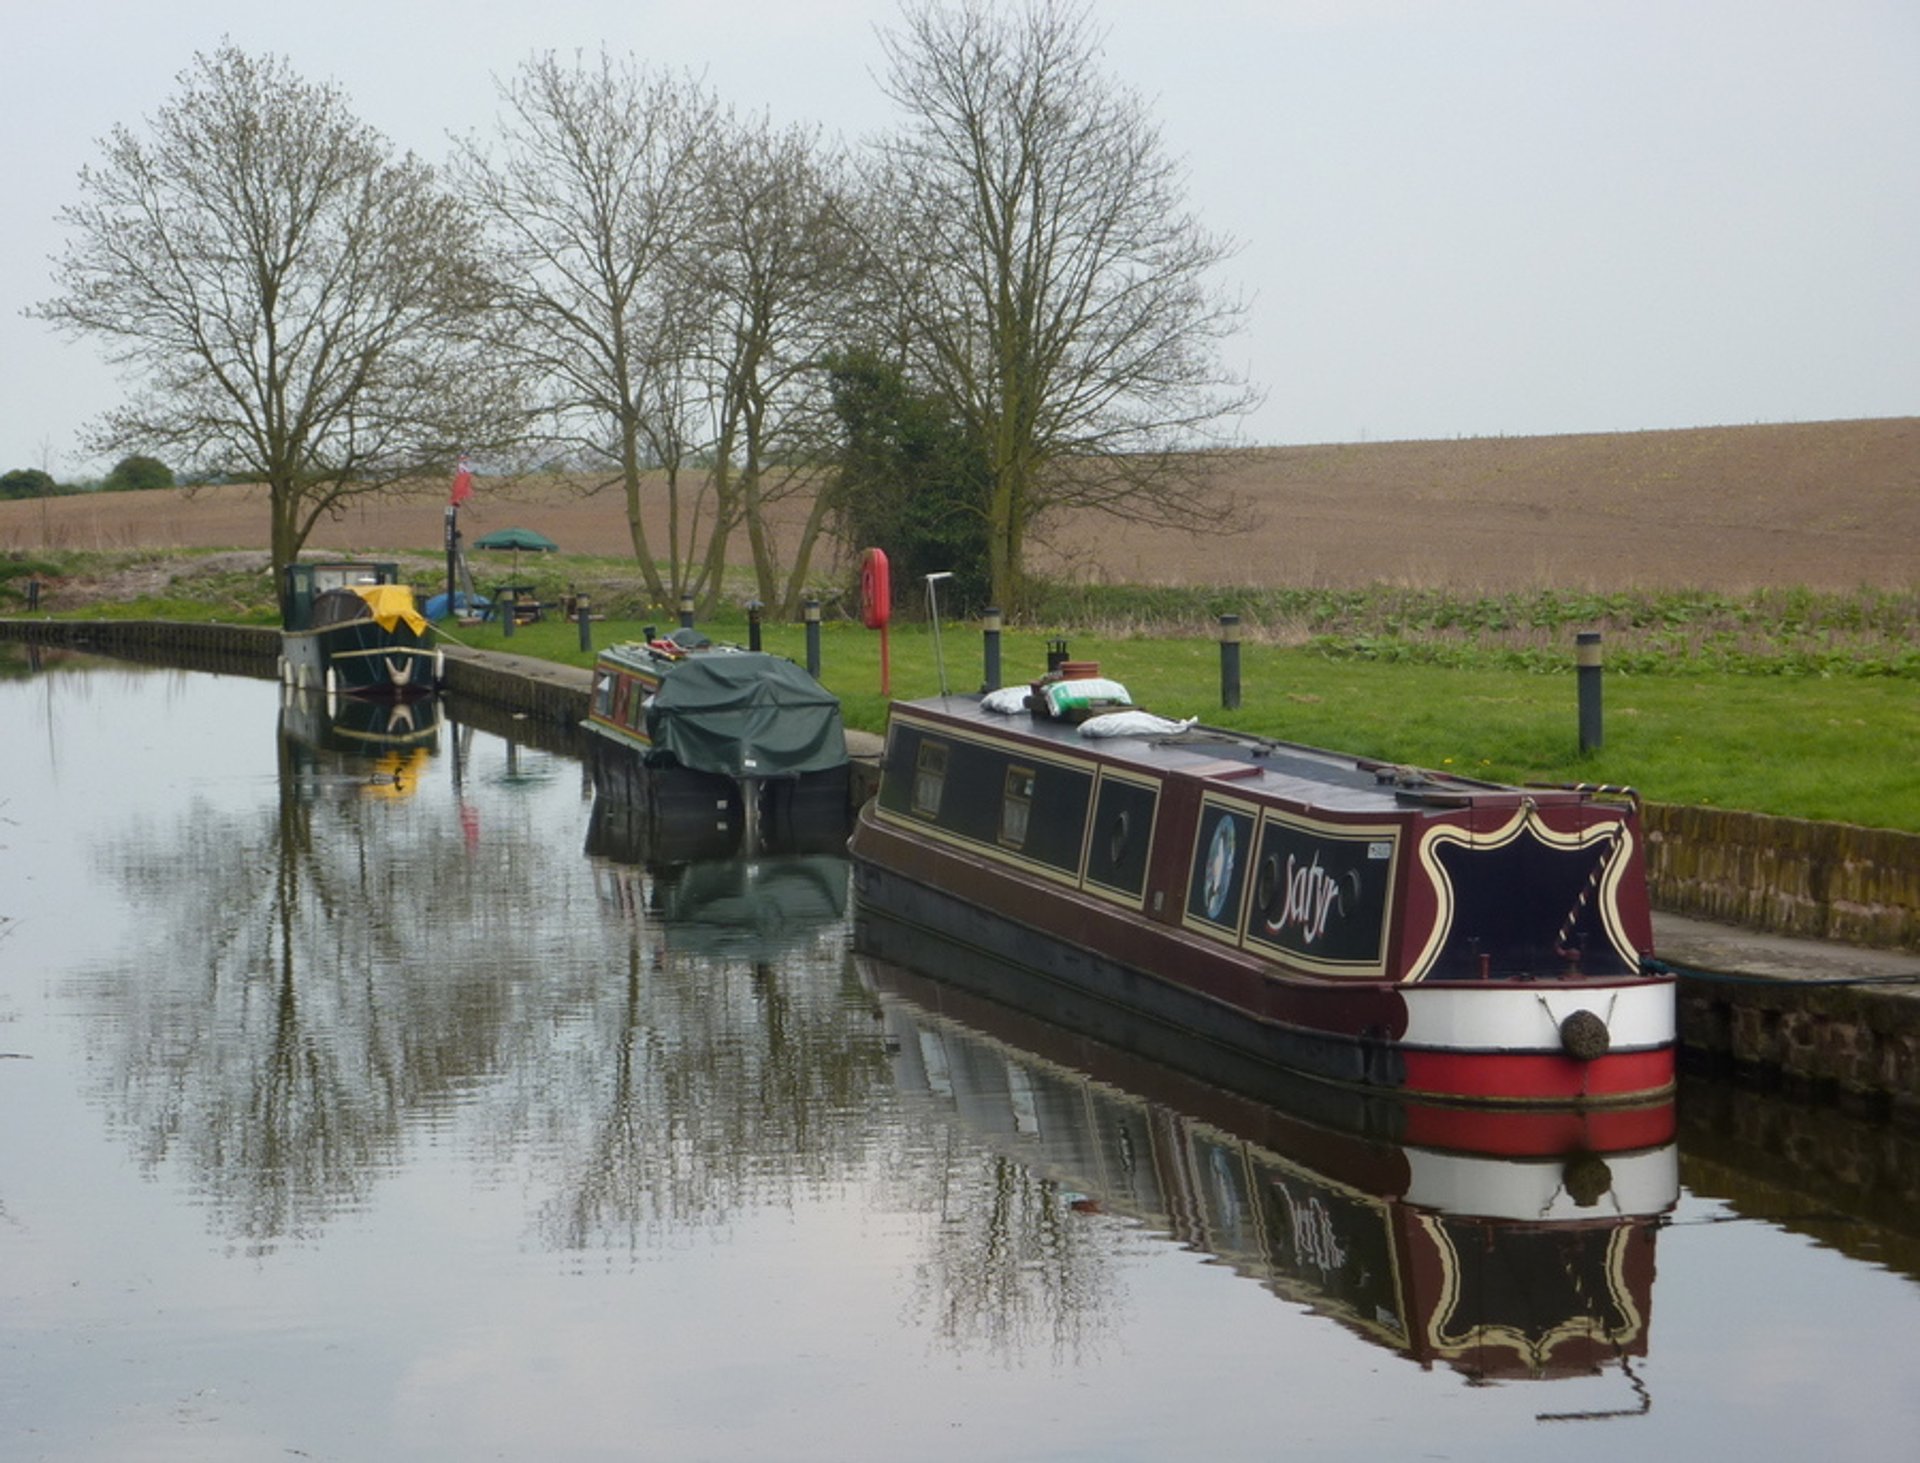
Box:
[852,811,1673,1105]
[280,624,439,699]
[585,731,851,859]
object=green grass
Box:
[10,551,1915,833]
[443,608,1919,832]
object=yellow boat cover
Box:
[354,584,430,637]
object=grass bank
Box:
[440,603,1917,834]
[7,548,1915,833]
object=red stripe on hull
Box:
[1399,1047,1674,1105]
[1399,1097,1677,1156]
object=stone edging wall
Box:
[1645,803,1919,953]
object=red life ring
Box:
[860,547,892,629]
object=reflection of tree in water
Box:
[72,705,1131,1361]
[530,863,896,1251]
[909,1150,1119,1366]
[77,728,609,1253]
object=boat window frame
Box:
[998,764,1037,848]
[912,739,949,818]
[623,676,650,733]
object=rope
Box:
[1641,955,1920,989]
[1554,832,1617,955]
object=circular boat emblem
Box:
[1203,816,1237,921]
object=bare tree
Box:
[870,0,1260,611]
[690,111,862,615]
[32,45,514,579]
[457,51,719,606]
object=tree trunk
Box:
[620,416,668,603]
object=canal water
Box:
[2,650,1916,1462]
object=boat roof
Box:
[895,691,1608,818]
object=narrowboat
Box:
[584,629,851,854]
[868,951,1674,1386]
[280,560,442,700]
[848,662,1676,1107]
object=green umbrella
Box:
[473,527,558,553]
[472,525,558,576]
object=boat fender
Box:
[1558,1009,1611,1062]
[1561,1151,1613,1208]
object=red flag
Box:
[449,455,474,505]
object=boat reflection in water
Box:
[277,686,443,800]
[859,925,1676,1392]
[584,795,849,961]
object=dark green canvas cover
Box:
[646,652,848,779]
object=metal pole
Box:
[1220,613,1242,710]
[747,601,763,652]
[679,593,695,630]
[982,606,1002,692]
[925,572,953,697]
[578,593,593,653]
[501,589,515,638]
[444,505,457,618]
[804,599,821,678]
[1577,630,1603,754]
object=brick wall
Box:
[1646,803,1920,952]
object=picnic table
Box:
[484,583,544,624]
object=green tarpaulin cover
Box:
[646,652,847,779]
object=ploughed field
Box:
[5,417,1916,595]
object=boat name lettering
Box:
[1269,850,1344,946]
[1277,1179,1348,1277]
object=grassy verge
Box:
[442,606,1918,833]
[8,549,1916,833]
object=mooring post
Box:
[747,600,764,652]
[577,593,593,652]
[26,579,40,611]
[804,599,822,678]
[1577,629,1603,754]
[501,589,516,639]
[982,607,1003,692]
[678,593,695,630]
[1220,613,1242,710]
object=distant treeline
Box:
[1,455,184,500]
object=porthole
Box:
[1256,853,1282,920]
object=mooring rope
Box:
[1640,955,1920,989]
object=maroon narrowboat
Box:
[848,663,1676,1108]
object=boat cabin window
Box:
[592,671,616,719]
[621,678,650,732]
[999,766,1037,847]
[912,741,949,818]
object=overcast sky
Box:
[6,0,1916,477]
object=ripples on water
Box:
[1,649,1916,1461]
